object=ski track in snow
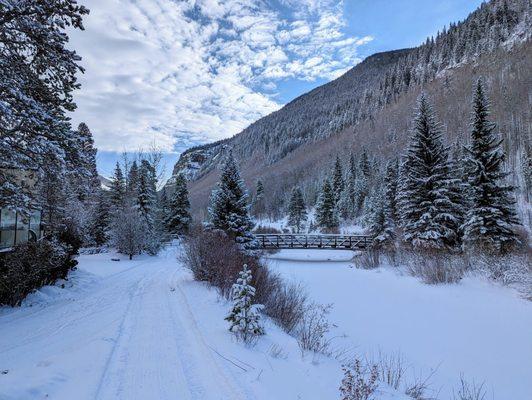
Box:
[0,246,248,400]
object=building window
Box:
[0,208,17,249]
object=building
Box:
[0,169,44,251]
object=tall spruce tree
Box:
[339,153,358,220]
[89,190,110,246]
[315,179,339,231]
[137,159,157,231]
[287,187,307,233]
[127,161,139,195]
[110,163,126,211]
[462,79,519,253]
[399,94,461,249]
[332,155,345,204]
[252,180,266,218]
[208,152,254,245]
[166,173,191,235]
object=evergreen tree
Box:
[166,173,191,235]
[225,264,264,343]
[208,152,255,245]
[521,147,532,202]
[462,79,520,253]
[89,190,110,246]
[332,155,345,204]
[339,154,358,220]
[383,159,399,226]
[252,180,266,219]
[315,180,339,231]
[0,1,89,212]
[287,187,307,233]
[110,163,126,211]
[137,160,156,231]
[359,148,371,179]
[127,161,139,196]
[399,94,462,249]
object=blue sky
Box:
[69,0,483,180]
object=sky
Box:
[68,0,484,179]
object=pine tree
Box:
[127,161,139,196]
[252,180,266,219]
[89,190,110,246]
[359,148,371,179]
[462,79,519,253]
[110,163,126,211]
[521,147,532,202]
[137,160,156,231]
[332,155,345,204]
[208,152,255,245]
[339,154,358,220]
[165,173,191,235]
[287,187,307,233]
[225,264,264,343]
[315,180,339,231]
[399,94,462,249]
[383,159,399,226]
[0,1,89,212]
[371,159,399,246]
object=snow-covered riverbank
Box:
[267,249,532,400]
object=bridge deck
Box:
[253,234,372,250]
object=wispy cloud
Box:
[69,0,373,153]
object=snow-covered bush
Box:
[182,225,310,332]
[0,240,77,306]
[110,206,148,260]
[353,249,381,270]
[296,303,333,355]
[225,264,264,343]
[339,358,379,400]
[402,250,465,284]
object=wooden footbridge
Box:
[253,234,372,251]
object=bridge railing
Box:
[253,234,372,250]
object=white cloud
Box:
[69,0,372,153]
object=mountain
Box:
[168,0,531,227]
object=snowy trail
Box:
[0,246,249,400]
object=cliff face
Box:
[168,0,531,226]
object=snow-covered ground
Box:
[0,245,409,400]
[267,249,532,400]
[1,246,530,399]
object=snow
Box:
[266,249,532,400]
[2,245,529,399]
[0,245,407,400]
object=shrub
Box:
[340,358,379,400]
[452,376,486,400]
[296,303,333,355]
[0,239,77,306]
[253,225,282,234]
[354,249,381,270]
[181,225,310,333]
[403,250,465,284]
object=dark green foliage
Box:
[89,190,111,246]
[0,240,77,306]
[315,180,339,231]
[332,155,345,204]
[110,163,126,210]
[287,187,307,233]
[208,152,254,244]
[165,174,191,235]
[399,94,462,249]
[462,79,520,253]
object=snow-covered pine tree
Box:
[365,188,388,245]
[287,187,307,233]
[208,152,255,245]
[225,264,264,343]
[332,155,345,204]
[383,159,399,227]
[137,160,157,231]
[110,163,126,211]
[252,180,266,219]
[359,148,371,180]
[110,201,147,260]
[88,190,110,246]
[370,159,399,246]
[520,147,531,202]
[127,161,140,196]
[76,123,100,198]
[462,79,520,253]
[399,94,462,249]
[0,1,88,213]
[339,153,358,220]
[315,179,339,231]
[165,173,191,235]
